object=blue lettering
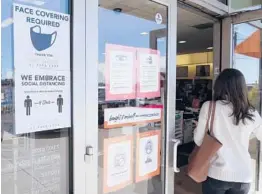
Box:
[15,5,33,15]
[26,17,31,22]
[26,16,60,27]
[35,10,41,16]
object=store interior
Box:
[174,5,214,194]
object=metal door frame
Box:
[72,0,89,193]
[72,0,177,194]
[179,0,229,15]
[148,3,178,194]
[72,0,99,193]
[166,0,177,194]
[221,10,262,192]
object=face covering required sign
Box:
[13,4,71,134]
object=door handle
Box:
[84,146,94,162]
[172,139,181,173]
[86,146,94,156]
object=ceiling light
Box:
[179,41,186,44]
[207,47,213,50]
[140,32,148,35]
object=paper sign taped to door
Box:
[136,130,161,182]
[104,107,162,129]
[105,44,136,101]
[13,4,71,134]
[136,48,161,98]
[103,136,133,193]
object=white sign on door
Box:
[104,107,162,129]
[136,130,161,182]
[103,136,133,193]
[13,4,71,134]
[137,49,160,98]
[105,44,136,101]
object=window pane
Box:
[98,1,168,194]
[233,21,262,192]
[231,0,262,11]
[1,1,72,194]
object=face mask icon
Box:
[30,25,57,51]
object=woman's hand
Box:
[193,120,198,128]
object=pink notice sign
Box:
[105,44,136,101]
[137,49,160,99]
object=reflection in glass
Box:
[233,21,262,192]
[233,22,261,110]
[231,0,262,11]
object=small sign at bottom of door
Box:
[136,130,161,182]
[103,136,133,193]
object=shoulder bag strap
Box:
[209,101,216,136]
[205,101,213,133]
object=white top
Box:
[194,101,262,183]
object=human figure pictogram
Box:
[57,95,63,113]
[24,96,32,116]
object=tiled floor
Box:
[175,167,202,194]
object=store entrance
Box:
[174,5,216,194]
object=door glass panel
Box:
[1,1,72,194]
[233,21,262,192]
[98,1,167,194]
[231,0,262,11]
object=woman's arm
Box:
[194,101,209,146]
[253,111,262,141]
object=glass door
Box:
[221,11,262,193]
[97,0,170,194]
[232,19,262,193]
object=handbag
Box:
[187,101,222,183]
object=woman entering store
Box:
[194,69,262,194]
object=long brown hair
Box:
[213,68,254,125]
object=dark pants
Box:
[58,105,62,113]
[26,107,31,116]
[202,177,250,194]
